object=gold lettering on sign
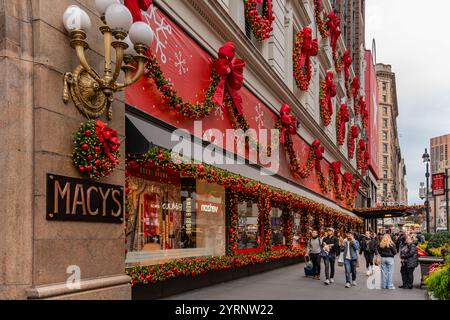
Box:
[87,186,99,216]
[99,188,111,217]
[111,189,122,217]
[54,181,71,214]
[72,184,87,215]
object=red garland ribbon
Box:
[279,104,298,145]
[293,27,318,91]
[313,140,325,172]
[326,12,341,57]
[341,50,353,81]
[124,0,152,22]
[351,76,360,113]
[348,124,359,159]
[320,71,336,126]
[331,161,342,190]
[357,139,366,170]
[213,42,245,116]
[96,120,120,165]
[337,104,350,146]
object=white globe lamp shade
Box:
[123,36,136,56]
[105,4,133,32]
[95,0,120,15]
[63,5,92,32]
[129,22,154,46]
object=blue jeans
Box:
[344,259,357,284]
[381,257,395,289]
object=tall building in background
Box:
[430,134,450,230]
[331,0,366,78]
[375,64,407,207]
[364,49,379,210]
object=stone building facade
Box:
[1,0,367,299]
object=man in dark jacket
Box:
[400,235,419,289]
[322,227,340,285]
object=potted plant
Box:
[424,254,450,300]
[418,232,450,288]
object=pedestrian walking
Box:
[306,230,322,280]
[361,230,377,276]
[341,231,360,288]
[322,227,340,285]
[378,234,397,290]
[400,235,419,289]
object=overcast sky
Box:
[365,0,450,205]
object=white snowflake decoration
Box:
[174,51,188,75]
[142,5,172,64]
[254,103,265,128]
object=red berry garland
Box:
[314,0,328,39]
[347,125,359,160]
[319,72,337,127]
[336,104,350,146]
[73,120,120,179]
[293,27,318,91]
[244,0,275,42]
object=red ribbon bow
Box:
[343,172,353,184]
[313,140,325,171]
[279,104,298,145]
[124,0,152,22]
[298,27,318,80]
[213,42,246,116]
[341,50,353,80]
[326,12,341,53]
[339,103,350,134]
[96,120,120,165]
[324,71,337,116]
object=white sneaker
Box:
[330,278,334,283]
[352,281,357,286]
[388,286,396,290]
[345,283,351,288]
[324,279,330,285]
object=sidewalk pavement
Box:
[165,256,426,300]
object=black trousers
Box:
[364,252,374,268]
[401,265,415,288]
[310,253,321,277]
[323,255,336,280]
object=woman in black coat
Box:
[399,235,419,289]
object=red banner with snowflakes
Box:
[125,4,351,209]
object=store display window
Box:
[271,208,285,246]
[237,200,260,250]
[126,167,226,266]
[293,212,303,247]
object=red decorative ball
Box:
[81,144,89,151]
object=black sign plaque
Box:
[47,174,124,224]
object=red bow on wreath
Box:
[341,50,352,80]
[96,120,120,165]
[298,27,318,79]
[124,0,152,22]
[326,12,341,53]
[313,140,325,171]
[213,42,245,116]
[324,71,337,116]
[279,104,298,145]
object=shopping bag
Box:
[374,253,381,266]
[338,252,344,267]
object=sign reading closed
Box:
[47,174,124,223]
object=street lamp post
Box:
[423,149,431,233]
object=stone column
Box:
[1,0,130,300]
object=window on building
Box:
[383,131,388,140]
[383,156,388,166]
[382,82,387,91]
[383,107,388,116]
[383,143,388,153]
[383,119,388,128]
[125,171,226,266]
[383,170,388,179]
[440,145,444,161]
[237,200,260,250]
[446,145,448,161]
[271,208,284,246]
[383,184,388,197]
[382,95,387,103]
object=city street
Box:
[166,257,426,300]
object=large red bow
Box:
[96,120,120,165]
[297,27,318,81]
[341,50,353,80]
[326,12,341,53]
[313,140,325,171]
[213,42,245,116]
[124,0,152,22]
[279,104,298,145]
[324,71,337,116]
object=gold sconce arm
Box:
[70,30,101,84]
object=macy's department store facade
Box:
[0,0,366,299]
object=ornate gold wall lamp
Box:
[62,1,154,119]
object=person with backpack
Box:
[400,235,419,289]
[340,231,360,288]
[322,227,340,285]
[378,234,397,290]
[306,230,322,280]
[361,230,378,276]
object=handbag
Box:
[374,253,382,266]
[338,252,344,266]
